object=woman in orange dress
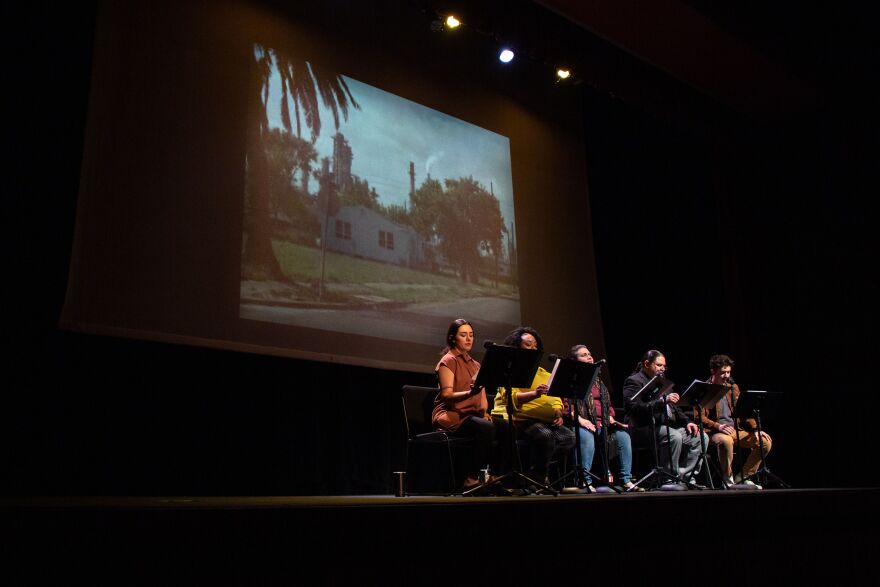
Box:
[432,318,494,491]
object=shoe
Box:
[622,482,645,492]
[561,485,591,494]
[685,480,707,490]
[485,484,516,497]
[584,484,597,494]
[522,483,541,495]
[734,474,763,489]
[741,479,763,489]
[659,482,688,491]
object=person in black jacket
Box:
[623,350,707,484]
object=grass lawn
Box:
[272,240,518,303]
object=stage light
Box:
[498,48,514,63]
[445,15,461,29]
[556,68,571,80]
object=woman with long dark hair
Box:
[568,344,641,491]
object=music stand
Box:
[677,380,728,489]
[546,358,619,493]
[594,364,624,493]
[628,376,682,491]
[463,343,551,496]
[732,390,789,488]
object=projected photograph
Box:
[240,45,520,348]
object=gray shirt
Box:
[717,393,734,426]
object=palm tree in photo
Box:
[243,45,360,280]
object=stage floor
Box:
[2,485,876,508]
[0,485,870,508]
[4,488,877,584]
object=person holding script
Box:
[491,327,575,486]
[433,318,495,492]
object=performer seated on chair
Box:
[623,350,707,484]
[491,326,575,485]
[701,354,772,488]
[568,344,642,492]
[433,318,495,492]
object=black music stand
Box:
[594,364,624,493]
[628,376,682,491]
[677,380,728,489]
[463,343,550,496]
[546,358,619,493]
[732,390,789,488]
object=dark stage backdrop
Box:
[583,86,880,490]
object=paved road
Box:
[240,297,520,346]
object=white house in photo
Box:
[323,205,425,268]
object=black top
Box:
[622,369,692,428]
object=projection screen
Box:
[60,0,605,373]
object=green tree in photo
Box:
[243,46,360,280]
[440,177,482,283]
[470,181,507,286]
[409,177,444,240]
[409,176,506,283]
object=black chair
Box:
[628,425,659,487]
[401,385,472,495]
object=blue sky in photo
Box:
[262,52,517,232]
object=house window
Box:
[336,220,351,240]
[379,230,394,250]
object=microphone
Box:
[596,358,607,365]
[727,376,736,387]
[547,354,561,362]
[483,340,495,349]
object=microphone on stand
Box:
[655,370,668,400]
[547,353,561,363]
[483,340,495,349]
